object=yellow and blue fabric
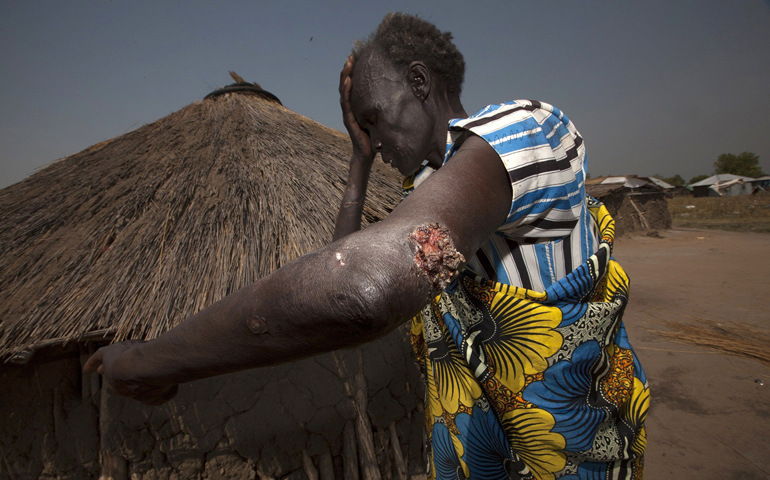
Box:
[404,101,648,479]
[410,200,647,479]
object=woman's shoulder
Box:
[450,100,579,158]
[450,100,555,126]
[450,100,565,131]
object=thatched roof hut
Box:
[0,80,425,479]
[0,80,400,357]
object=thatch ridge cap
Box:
[204,81,282,105]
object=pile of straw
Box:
[0,89,402,357]
[653,319,770,366]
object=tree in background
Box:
[713,152,765,178]
[689,174,709,184]
[655,174,685,186]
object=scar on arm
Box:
[409,223,465,291]
[247,315,269,335]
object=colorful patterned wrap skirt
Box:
[410,200,649,480]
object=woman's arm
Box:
[84,135,511,404]
[333,55,376,241]
[333,155,373,241]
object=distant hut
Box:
[586,175,672,236]
[689,174,756,197]
[0,77,425,479]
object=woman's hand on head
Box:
[340,55,375,164]
[83,340,179,406]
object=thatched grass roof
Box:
[0,87,402,358]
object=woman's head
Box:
[353,13,465,98]
[349,13,467,176]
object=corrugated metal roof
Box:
[648,177,675,189]
[689,174,756,187]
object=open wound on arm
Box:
[409,223,465,292]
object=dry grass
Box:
[668,194,770,232]
[651,319,770,366]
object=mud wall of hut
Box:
[1,326,425,480]
[0,345,100,479]
[599,192,672,236]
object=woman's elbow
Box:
[332,268,426,343]
[324,223,465,343]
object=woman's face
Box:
[350,52,436,177]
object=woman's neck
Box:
[427,95,467,169]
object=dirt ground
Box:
[614,228,770,479]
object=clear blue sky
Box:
[2,0,769,189]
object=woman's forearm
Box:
[333,155,374,241]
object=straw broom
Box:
[651,319,770,366]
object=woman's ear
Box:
[408,61,431,101]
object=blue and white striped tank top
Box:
[403,100,598,292]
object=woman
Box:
[86,13,648,480]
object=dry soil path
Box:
[614,228,770,479]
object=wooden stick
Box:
[343,421,360,480]
[318,450,335,480]
[302,450,319,480]
[629,198,650,230]
[98,382,127,480]
[79,346,92,404]
[352,349,381,480]
[7,329,116,362]
[389,423,408,480]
